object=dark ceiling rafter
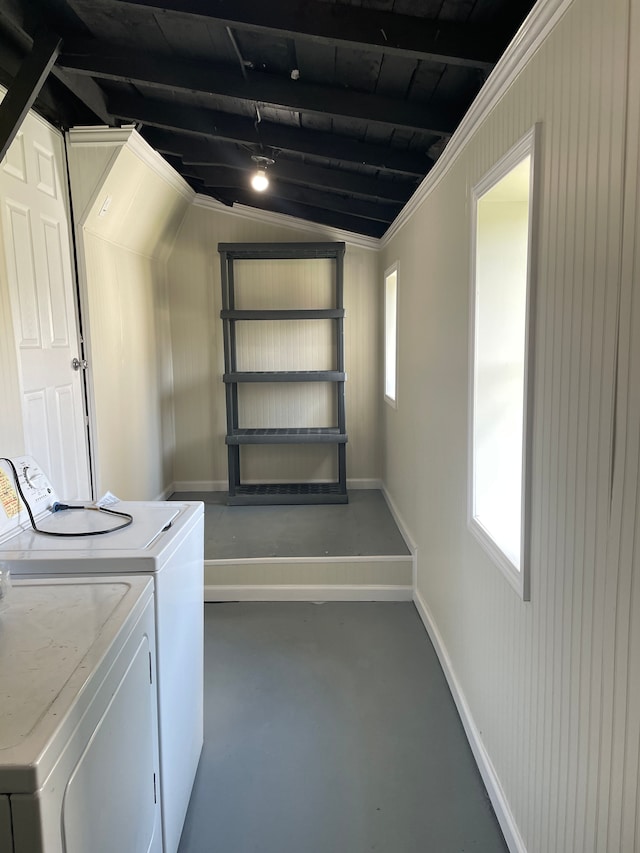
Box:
[141,128,418,204]
[109,93,432,176]
[0,29,61,159]
[0,3,111,123]
[193,160,415,205]
[106,0,502,70]
[58,43,458,136]
[193,171,401,224]
[219,189,389,239]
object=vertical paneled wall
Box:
[167,206,381,488]
[380,0,639,849]
[67,135,190,500]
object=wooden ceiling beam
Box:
[107,0,500,69]
[187,160,415,206]
[59,43,456,135]
[218,189,388,239]
[110,93,431,176]
[141,128,248,168]
[0,3,111,122]
[140,128,418,203]
[195,171,400,223]
[0,30,61,159]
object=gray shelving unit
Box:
[218,241,348,505]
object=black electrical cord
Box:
[1,457,133,537]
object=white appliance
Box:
[0,457,205,853]
[0,575,161,853]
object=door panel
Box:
[0,111,91,499]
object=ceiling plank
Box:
[105,0,500,69]
[59,43,457,135]
[0,30,61,159]
[110,93,432,176]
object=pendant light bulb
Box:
[250,155,274,192]
[251,168,269,191]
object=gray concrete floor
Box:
[178,602,508,853]
[171,490,411,561]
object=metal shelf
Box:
[219,241,348,505]
[223,370,346,383]
[226,428,348,445]
[227,483,349,505]
[218,242,345,260]
[220,308,345,320]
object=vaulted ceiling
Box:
[0,0,537,237]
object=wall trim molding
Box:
[413,589,527,853]
[348,478,382,489]
[171,480,227,493]
[205,583,413,602]
[381,483,418,588]
[193,194,380,251]
[380,0,574,247]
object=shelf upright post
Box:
[335,245,347,493]
[219,248,240,495]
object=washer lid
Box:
[2,502,181,552]
[0,576,152,792]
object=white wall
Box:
[380,0,640,850]
[67,130,191,500]
[167,201,381,489]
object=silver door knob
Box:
[72,357,88,371]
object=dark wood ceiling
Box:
[0,0,537,238]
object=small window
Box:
[384,262,398,407]
[469,128,538,600]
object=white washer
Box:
[0,575,161,853]
[0,457,205,853]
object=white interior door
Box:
[0,110,91,499]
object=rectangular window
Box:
[384,262,398,407]
[469,128,538,600]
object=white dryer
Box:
[0,457,205,853]
[0,575,161,853]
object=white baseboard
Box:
[381,483,418,589]
[413,589,527,853]
[347,478,382,489]
[155,485,175,501]
[205,584,413,602]
[172,480,227,492]
[380,484,416,552]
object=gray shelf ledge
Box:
[226,428,348,445]
[227,483,348,505]
[220,309,345,320]
[223,370,346,383]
